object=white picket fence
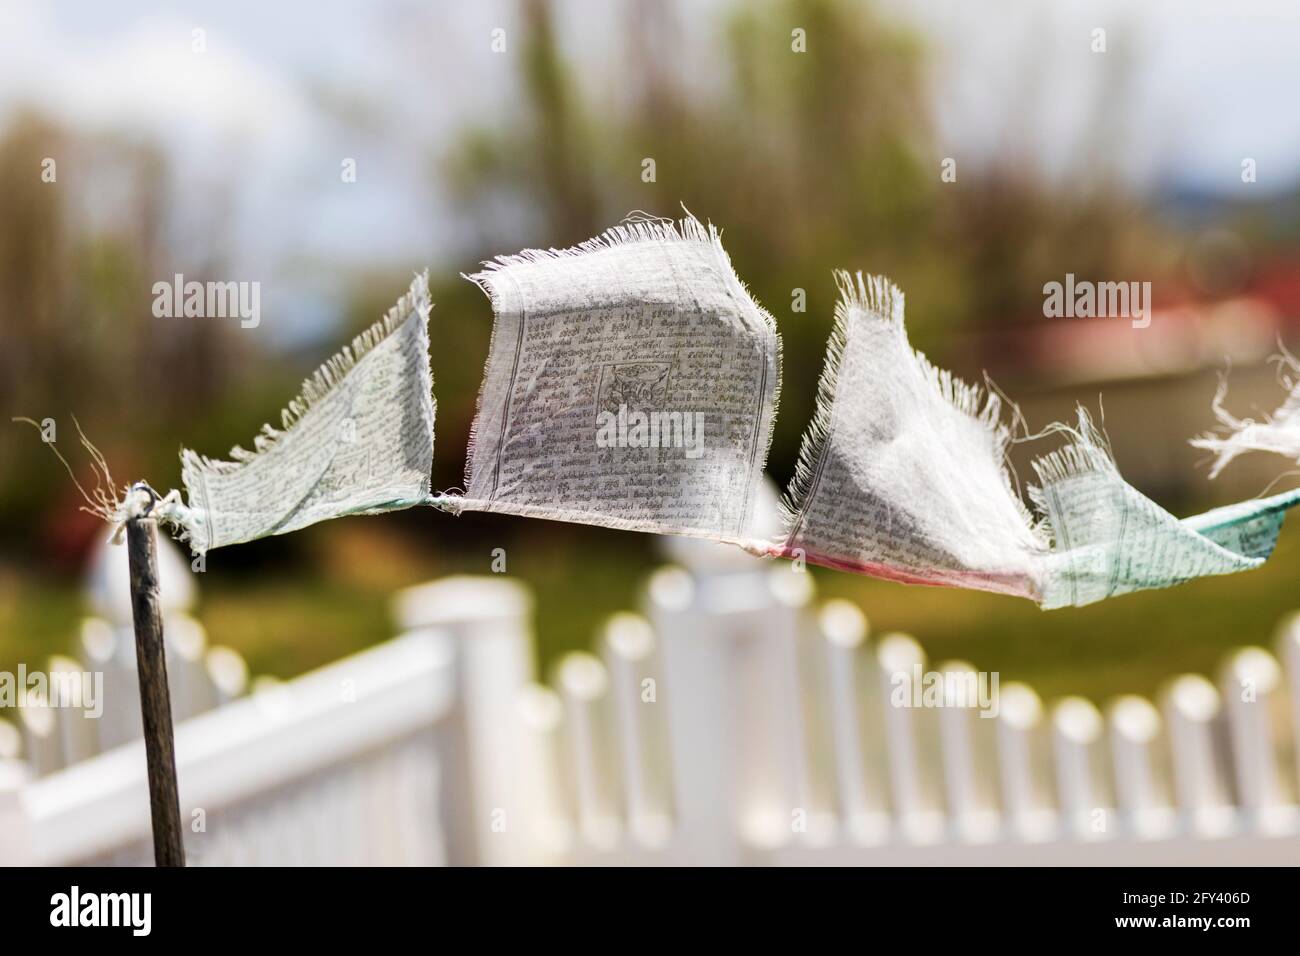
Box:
[522,534,1300,865]
[0,536,537,866]
[3,532,1300,865]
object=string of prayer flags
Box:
[445,214,781,546]
[773,271,1300,608]
[157,212,1300,610]
[177,273,434,553]
[1192,352,1300,477]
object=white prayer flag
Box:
[776,272,1044,599]
[449,215,781,545]
[179,273,434,553]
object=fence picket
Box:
[819,600,890,844]
[166,613,217,720]
[1163,675,1235,837]
[601,613,673,847]
[1220,647,1297,833]
[48,655,98,766]
[1107,695,1175,838]
[995,682,1057,841]
[556,652,622,849]
[394,575,534,865]
[876,633,945,843]
[516,684,575,863]
[937,660,1000,842]
[1051,697,1113,840]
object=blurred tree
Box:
[0,113,251,545]
[439,0,1175,477]
[443,0,943,478]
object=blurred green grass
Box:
[815,526,1300,703]
[2,506,1298,710]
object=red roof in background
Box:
[1250,257,1300,321]
[969,254,1300,386]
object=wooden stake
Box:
[125,503,186,867]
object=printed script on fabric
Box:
[775,270,1300,608]
[1032,427,1300,608]
[179,274,434,553]
[160,212,1300,610]
[455,218,781,543]
[776,272,1047,600]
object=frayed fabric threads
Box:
[449,213,781,545]
[775,271,1048,600]
[776,272,1300,608]
[12,416,200,546]
[1192,353,1300,477]
[179,272,435,554]
[128,216,1297,608]
[1030,410,1300,608]
[107,484,199,547]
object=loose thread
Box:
[13,417,198,547]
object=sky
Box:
[897,0,1300,193]
[2,0,1298,345]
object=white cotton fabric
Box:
[179,274,434,553]
[450,215,781,545]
